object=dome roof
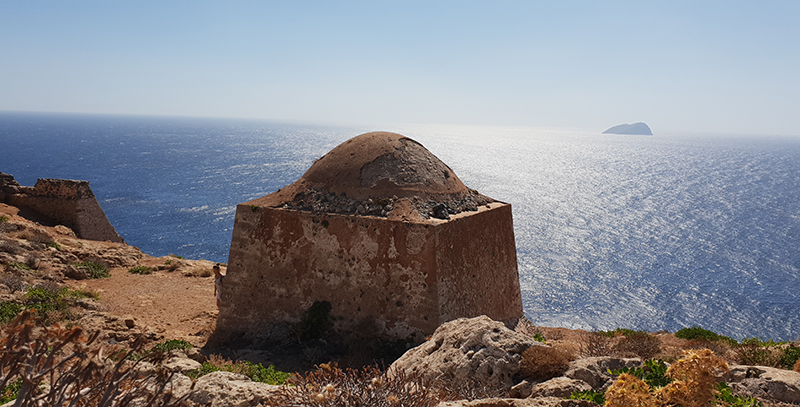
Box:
[299,132,469,200]
[255,132,472,207]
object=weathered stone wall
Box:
[435,203,522,324]
[1,173,123,242]
[217,201,522,343]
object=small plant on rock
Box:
[0,216,9,223]
[568,389,605,404]
[73,260,110,279]
[128,265,154,275]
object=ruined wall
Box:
[1,174,123,242]
[217,202,522,343]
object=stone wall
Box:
[216,201,522,343]
[1,173,123,242]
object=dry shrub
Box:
[518,345,572,381]
[0,310,192,406]
[604,349,729,407]
[198,269,213,278]
[657,349,729,407]
[268,363,439,407]
[734,342,782,367]
[0,239,25,255]
[614,332,661,360]
[0,273,25,293]
[579,331,615,357]
[685,338,734,362]
[605,372,658,407]
[794,358,800,373]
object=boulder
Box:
[563,357,641,390]
[390,316,540,389]
[727,365,800,403]
[162,356,203,374]
[187,371,281,407]
[437,397,597,407]
[529,377,592,399]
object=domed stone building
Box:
[216,132,522,343]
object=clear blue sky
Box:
[1,1,798,135]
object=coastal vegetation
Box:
[72,260,110,279]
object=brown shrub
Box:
[0,273,25,293]
[605,373,657,407]
[794,358,800,373]
[0,311,192,406]
[684,338,734,363]
[518,345,572,381]
[268,363,440,407]
[614,331,661,360]
[579,331,615,357]
[734,343,782,367]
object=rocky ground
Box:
[2,201,800,406]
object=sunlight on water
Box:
[2,113,799,340]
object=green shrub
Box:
[0,378,22,404]
[610,359,671,388]
[187,359,290,385]
[0,216,9,223]
[781,345,800,370]
[568,389,605,404]
[48,242,61,251]
[533,332,546,343]
[0,302,24,324]
[716,382,764,406]
[128,266,153,275]
[72,261,109,279]
[675,326,736,344]
[6,263,32,272]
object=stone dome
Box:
[299,132,470,200]
[249,132,494,219]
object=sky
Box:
[1,1,798,135]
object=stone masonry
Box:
[0,172,123,242]
[216,132,523,343]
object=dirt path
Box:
[68,258,221,347]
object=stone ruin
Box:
[216,132,523,343]
[0,172,123,242]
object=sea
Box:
[1,111,798,341]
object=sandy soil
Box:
[66,258,221,347]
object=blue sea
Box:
[2,111,799,341]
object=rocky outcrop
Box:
[390,316,540,389]
[727,365,800,404]
[602,122,653,135]
[529,377,593,399]
[186,371,281,407]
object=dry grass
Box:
[0,311,192,406]
[518,345,573,381]
[614,331,662,360]
[579,331,615,357]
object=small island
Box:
[603,122,653,135]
